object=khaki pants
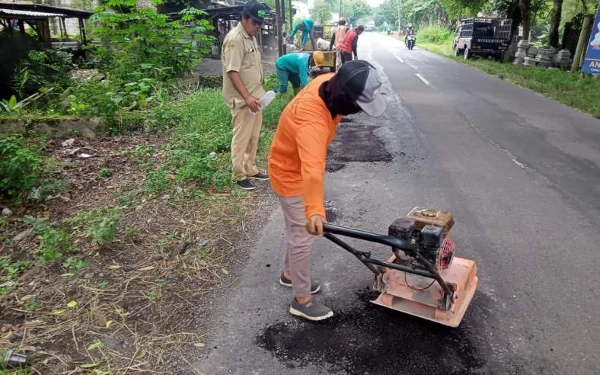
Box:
[230,104,262,181]
[279,195,315,298]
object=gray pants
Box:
[279,195,315,298]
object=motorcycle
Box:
[406,35,416,50]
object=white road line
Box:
[415,73,430,86]
[512,158,527,169]
[406,62,418,70]
[394,54,404,63]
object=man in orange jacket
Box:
[338,25,365,65]
[268,60,386,321]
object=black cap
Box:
[338,60,386,117]
[243,1,267,23]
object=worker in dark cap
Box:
[221,0,270,191]
[269,60,387,321]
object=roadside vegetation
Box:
[415,26,600,119]
[0,1,291,373]
[374,0,600,119]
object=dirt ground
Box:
[0,135,270,374]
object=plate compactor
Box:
[323,207,478,327]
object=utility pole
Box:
[275,0,283,56]
[289,0,293,31]
[571,14,593,72]
[281,0,286,33]
[397,0,401,31]
[339,0,343,18]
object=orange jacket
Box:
[268,73,342,219]
[338,29,358,54]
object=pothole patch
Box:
[327,124,392,166]
[256,291,500,375]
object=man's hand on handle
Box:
[306,214,327,236]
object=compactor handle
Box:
[323,223,416,254]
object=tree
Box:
[312,0,332,24]
[438,0,489,19]
[374,0,399,27]
[346,0,373,23]
[548,0,564,47]
[518,0,531,40]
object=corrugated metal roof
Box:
[0,8,66,17]
[0,2,92,18]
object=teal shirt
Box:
[276,53,310,87]
[290,18,315,47]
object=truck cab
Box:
[453,17,512,60]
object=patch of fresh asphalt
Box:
[191,33,600,375]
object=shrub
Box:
[13,49,73,98]
[22,216,71,264]
[417,26,454,44]
[0,135,43,202]
[90,1,214,82]
[68,207,122,246]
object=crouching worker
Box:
[275,51,325,96]
[268,60,387,321]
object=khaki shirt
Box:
[222,23,266,109]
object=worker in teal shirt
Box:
[289,18,315,50]
[275,51,325,95]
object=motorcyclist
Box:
[404,24,415,44]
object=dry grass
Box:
[0,135,274,375]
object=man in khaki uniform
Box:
[222,0,269,191]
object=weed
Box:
[68,208,121,246]
[0,256,31,295]
[0,256,31,280]
[146,291,157,303]
[0,136,44,203]
[0,95,28,114]
[0,365,32,374]
[36,178,67,201]
[97,280,108,289]
[145,278,167,303]
[117,192,134,208]
[62,256,89,272]
[66,128,81,137]
[125,228,140,242]
[25,297,40,311]
[87,339,104,351]
[98,168,112,179]
[123,145,155,161]
[145,167,173,195]
[22,216,70,264]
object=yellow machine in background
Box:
[292,24,337,69]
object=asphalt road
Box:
[194,32,600,375]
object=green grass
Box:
[0,368,31,375]
[143,74,291,191]
[419,40,455,57]
[415,33,600,119]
